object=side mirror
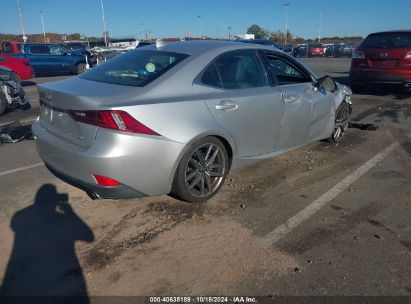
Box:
[318,75,337,93]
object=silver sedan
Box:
[32,41,352,203]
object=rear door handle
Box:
[215,100,238,111]
[282,94,299,103]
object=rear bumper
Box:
[46,163,146,199]
[350,68,411,85]
[32,120,186,198]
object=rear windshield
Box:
[361,32,411,49]
[80,50,189,87]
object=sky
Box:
[2,0,411,39]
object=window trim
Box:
[261,51,315,86]
[194,49,271,90]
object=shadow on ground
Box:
[0,184,94,303]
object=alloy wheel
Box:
[184,143,226,198]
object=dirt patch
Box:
[83,198,211,271]
[86,217,298,295]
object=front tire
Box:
[74,63,87,75]
[171,137,229,203]
[327,101,352,143]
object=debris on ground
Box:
[348,122,379,131]
[0,122,33,144]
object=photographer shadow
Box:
[0,184,94,300]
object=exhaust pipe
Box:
[87,190,101,200]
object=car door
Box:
[27,45,52,75]
[195,50,284,157]
[49,45,73,73]
[264,53,334,150]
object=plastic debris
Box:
[0,122,33,144]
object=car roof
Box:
[142,40,275,56]
[368,29,411,35]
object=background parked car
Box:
[0,54,33,80]
[0,66,30,115]
[292,44,309,57]
[350,30,411,92]
[310,44,326,57]
[235,39,281,49]
[0,41,23,54]
[324,44,345,57]
[7,43,88,76]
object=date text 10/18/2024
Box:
[149,297,258,303]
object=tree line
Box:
[246,24,363,45]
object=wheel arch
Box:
[168,130,236,191]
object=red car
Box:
[0,54,33,80]
[350,30,411,92]
[310,45,326,57]
[0,41,23,54]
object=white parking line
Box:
[261,141,400,248]
[0,162,44,177]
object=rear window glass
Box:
[30,45,51,54]
[80,50,188,87]
[361,33,411,49]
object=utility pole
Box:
[284,3,290,46]
[197,15,202,39]
[40,10,46,43]
[100,0,108,47]
[16,0,27,42]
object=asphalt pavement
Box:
[0,58,410,299]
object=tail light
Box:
[92,174,121,186]
[68,110,159,135]
[352,50,365,59]
[405,51,411,59]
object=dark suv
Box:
[350,30,411,92]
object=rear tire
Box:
[74,63,86,75]
[171,137,229,203]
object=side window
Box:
[50,45,65,55]
[4,43,12,53]
[215,52,267,89]
[266,56,310,85]
[199,62,223,88]
[30,45,51,54]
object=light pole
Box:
[140,23,144,41]
[228,26,232,40]
[40,10,46,43]
[284,3,290,46]
[15,0,27,42]
[100,0,108,47]
[197,15,202,39]
[318,12,322,43]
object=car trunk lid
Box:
[363,48,411,70]
[37,77,141,148]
